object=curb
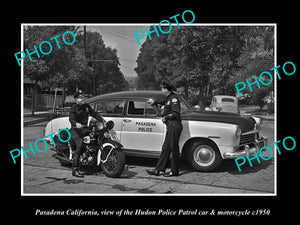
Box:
[24,117,50,127]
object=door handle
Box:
[123,119,132,122]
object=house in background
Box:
[24,77,64,111]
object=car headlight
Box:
[258,118,263,130]
[255,123,261,131]
[252,116,262,130]
[235,126,242,138]
[96,121,104,130]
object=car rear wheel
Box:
[187,140,222,172]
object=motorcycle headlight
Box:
[96,121,104,130]
[83,136,91,144]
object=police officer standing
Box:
[69,90,104,177]
[146,81,183,177]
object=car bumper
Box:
[223,136,268,159]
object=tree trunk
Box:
[206,82,210,97]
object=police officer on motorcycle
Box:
[69,90,104,177]
[146,80,183,177]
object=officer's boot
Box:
[72,167,84,178]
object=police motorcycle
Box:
[53,119,125,178]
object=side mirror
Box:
[106,120,114,130]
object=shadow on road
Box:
[49,153,274,179]
[219,158,274,175]
[125,155,274,175]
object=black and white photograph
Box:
[4,4,298,223]
[21,24,276,195]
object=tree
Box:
[76,31,129,95]
[234,26,274,109]
[24,26,85,115]
[135,26,244,99]
[135,25,274,112]
[24,27,129,115]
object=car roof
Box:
[85,90,166,103]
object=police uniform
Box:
[69,96,104,170]
[153,91,183,175]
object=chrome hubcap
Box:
[193,145,215,166]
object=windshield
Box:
[179,94,193,113]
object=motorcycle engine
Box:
[79,146,97,166]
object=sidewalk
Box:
[24,111,50,118]
[23,109,58,127]
[23,165,265,195]
[240,105,274,121]
[252,114,274,122]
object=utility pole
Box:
[84,26,87,58]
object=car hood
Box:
[182,111,256,133]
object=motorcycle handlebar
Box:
[78,120,114,131]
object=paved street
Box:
[22,120,275,195]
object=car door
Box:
[120,99,165,152]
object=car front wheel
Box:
[187,140,222,172]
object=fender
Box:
[97,140,123,166]
[104,139,123,149]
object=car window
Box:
[127,100,156,116]
[221,98,235,103]
[179,95,193,112]
[180,99,189,113]
[127,100,144,115]
[145,102,157,115]
[95,100,124,115]
[157,97,190,114]
[89,102,95,110]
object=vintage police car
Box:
[44,90,268,172]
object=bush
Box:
[267,102,274,114]
[249,88,270,110]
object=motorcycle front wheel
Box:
[100,142,125,178]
